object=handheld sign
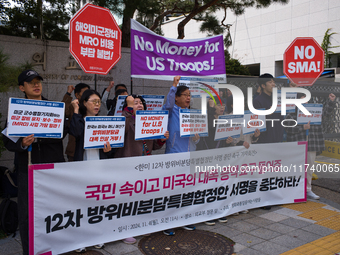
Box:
[135,110,168,140]
[69,3,122,75]
[297,104,323,125]
[179,77,219,97]
[7,98,64,138]
[84,116,125,149]
[214,115,243,141]
[114,95,127,116]
[141,95,165,111]
[243,110,266,135]
[283,37,324,86]
[275,90,297,113]
[180,109,208,137]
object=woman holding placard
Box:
[69,89,112,252]
[114,94,169,244]
[114,94,169,158]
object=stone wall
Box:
[0,35,172,168]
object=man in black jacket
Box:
[3,70,65,255]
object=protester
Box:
[113,94,168,244]
[196,97,229,225]
[63,83,90,161]
[253,73,284,144]
[2,70,65,255]
[161,75,199,235]
[114,94,169,157]
[252,73,284,210]
[69,89,112,252]
[197,97,228,151]
[101,82,128,115]
[284,92,336,200]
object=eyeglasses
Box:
[181,93,191,98]
[88,99,101,105]
[27,81,42,87]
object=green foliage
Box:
[0,48,33,158]
[1,0,77,41]
[224,50,251,76]
[0,48,33,92]
[321,28,340,68]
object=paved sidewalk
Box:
[1,198,340,255]
[1,155,339,255]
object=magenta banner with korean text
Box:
[29,142,307,255]
[130,19,226,81]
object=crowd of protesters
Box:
[2,70,336,254]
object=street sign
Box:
[283,37,324,86]
[69,3,122,75]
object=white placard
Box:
[214,115,243,141]
[179,77,219,96]
[30,142,307,255]
[142,95,165,111]
[275,90,297,113]
[243,110,266,135]
[297,104,323,125]
[180,109,208,137]
[7,98,64,138]
[114,95,127,116]
[84,116,125,149]
[135,110,169,140]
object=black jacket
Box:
[3,96,65,173]
[69,113,113,161]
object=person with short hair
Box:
[161,76,199,235]
[253,73,284,144]
[101,82,128,115]
[284,92,336,200]
[63,83,90,161]
[2,70,65,255]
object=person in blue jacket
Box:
[162,76,199,154]
[161,75,199,235]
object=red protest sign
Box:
[69,3,122,75]
[283,37,324,86]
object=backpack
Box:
[0,166,18,198]
[0,198,18,236]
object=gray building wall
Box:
[0,35,172,168]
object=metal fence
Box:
[226,75,340,142]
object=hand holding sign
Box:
[254,129,260,138]
[22,134,34,147]
[161,130,169,142]
[226,136,233,144]
[103,141,112,153]
[303,121,311,130]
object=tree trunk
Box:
[177,0,220,39]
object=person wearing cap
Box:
[2,70,65,255]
